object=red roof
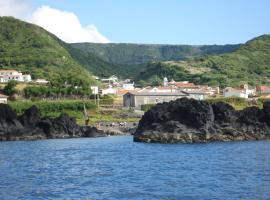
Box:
[117,89,130,95]
[257,86,270,91]
[0,70,19,72]
[172,82,196,88]
[0,94,8,98]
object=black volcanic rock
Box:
[134,98,270,143]
[19,106,41,127]
[0,104,106,141]
[37,114,83,138]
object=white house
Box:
[0,70,31,83]
[123,82,134,90]
[138,86,178,93]
[35,79,49,84]
[0,94,8,104]
[101,75,118,84]
[22,74,32,82]
[223,87,249,99]
[101,85,117,95]
[182,90,209,100]
[90,86,99,95]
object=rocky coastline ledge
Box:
[134,98,270,143]
[0,104,107,141]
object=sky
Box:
[0,0,270,44]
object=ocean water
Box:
[0,136,269,200]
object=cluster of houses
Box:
[93,75,270,109]
[2,71,270,109]
[123,78,218,108]
[0,70,50,84]
[0,69,50,104]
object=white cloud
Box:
[29,6,109,43]
[0,1,109,43]
[0,0,31,18]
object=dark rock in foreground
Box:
[134,98,270,143]
[0,104,106,141]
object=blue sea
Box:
[0,136,270,200]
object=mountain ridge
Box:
[136,34,270,87]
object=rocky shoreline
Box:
[134,98,270,143]
[0,104,108,141]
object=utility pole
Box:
[97,94,99,109]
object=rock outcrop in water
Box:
[134,98,270,143]
[0,104,106,141]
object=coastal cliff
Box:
[0,104,106,141]
[134,98,270,143]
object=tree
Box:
[3,80,18,96]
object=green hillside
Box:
[136,35,270,87]
[71,42,240,66]
[65,45,137,78]
[0,16,97,86]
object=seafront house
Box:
[223,85,255,99]
[123,83,212,108]
[0,70,31,83]
[123,91,188,108]
[0,94,8,104]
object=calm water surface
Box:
[0,136,270,200]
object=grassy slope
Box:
[0,17,96,85]
[70,42,240,78]
[71,43,240,65]
[137,35,270,87]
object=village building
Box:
[256,86,270,94]
[101,75,118,84]
[223,85,255,99]
[0,94,8,104]
[101,85,117,95]
[90,86,99,95]
[122,82,134,90]
[169,80,197,89]
[123,89,210,108]
[223,87,248,98]
[182,90,209,100]
[0,70,31,83]
[35,79,49,84]
[123,91,188,108]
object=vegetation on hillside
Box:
[136,35,270,87]
[0,17,96,86]
[71,43,240,65]
[71,42,240,78]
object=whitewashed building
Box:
[223,87,248,98]
[101,85,117,95]
[0,94,8,104]
[35,79,49,84]
[123,89,210,108]
[123,82,134,90]
[223,85,255,99]
[90,86,99,95]
[101,75,118,84]
[0,70,31,83]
